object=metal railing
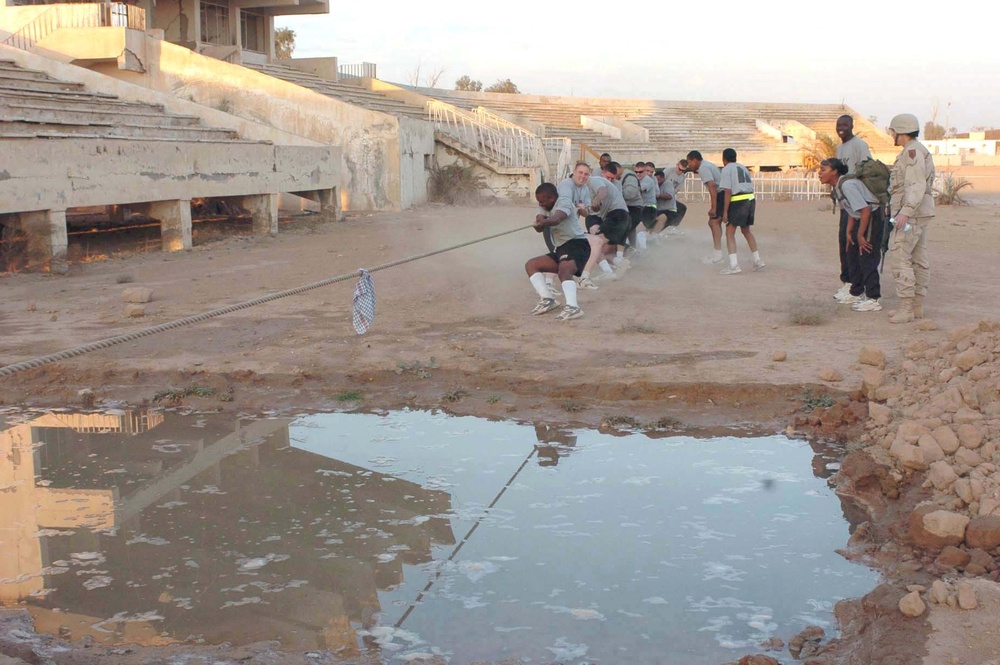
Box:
[427,99,542,170]
[338,62,377,80]
[541,137,572,182]
[2,2,145,50]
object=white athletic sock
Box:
[599,259,614,274]
[714,249,724,260]
[616,249,625,258]
[637,231,648,250]
[544,274,554,285]
[529,272,549,299]
[562,280,578,308]
[729,254,738,269]
[752,251,761,263]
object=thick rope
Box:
[0,224,533,379]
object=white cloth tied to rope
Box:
[352,269,376,334]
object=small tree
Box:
[274,27,295,59]
[924,121,946,140]
[484,78,520,94]
[455,75,482,92]
[802,133,838,170]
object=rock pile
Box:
[857,322,1000,568]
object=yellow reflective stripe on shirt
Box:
[730,193,755,202]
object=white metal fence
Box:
[677,173,828,201]
[427,100,542,170]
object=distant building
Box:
[924,132,1000,157]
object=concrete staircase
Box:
[244,62,426,119]
[0,60,245,142]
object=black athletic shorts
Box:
[597,208,630,246]
[628,206,643,231]
[727,198,756,227]
[641,207,658,229]
[711,190,725,219]
[547,238,591,277]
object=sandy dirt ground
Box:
[3,190,1000,664]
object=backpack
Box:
[840,157,891,207]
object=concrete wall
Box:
[24,29,405,212]
[583,115,648,143]
[287,56,337,81]
[398,116,433,208]
[0,139,335,214]
[925,139,999,156]
[434,143,536,200]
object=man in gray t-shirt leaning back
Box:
[524,182,592,321]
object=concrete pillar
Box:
[145,200,192,251]
[316,187,340,223]
[21,210,68,275]
[239,193,278,237]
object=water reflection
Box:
[0,408,876,664]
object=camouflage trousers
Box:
[888,216,930,299]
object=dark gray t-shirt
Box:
[657,178,677,212]
[640,175,658,207]
[698,161,722,188]
[586,175,629,219]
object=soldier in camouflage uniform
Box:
[886,113,935,324]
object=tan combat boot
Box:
[913,295,924,319]
[889,298,915,324]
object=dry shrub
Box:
[788,295,834,326]
[937,173,973,205]
[429,164,485,205]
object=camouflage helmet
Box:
[888,113,920,134]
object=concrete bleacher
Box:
[245,62,427,119]
[0,57,339,273]
[410,87,890,166]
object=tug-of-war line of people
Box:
[525,113,936,324]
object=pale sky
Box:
[279,1,999,132]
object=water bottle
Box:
[890,217,911,233]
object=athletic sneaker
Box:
[555,305,584,321]
[547,282,562,297]
[852,298,883,312]
[752,259,766,272]
[701,255,724,265]
[720,265,742,275]
[665,227,685,236]
[836,293,864,305]
[834,283,850,299]
[594,270,618,282]
[577,277,599,290]
[531,298,560,316]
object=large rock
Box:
[862,368,885,401]
[955,407,985,425]
[897,420,930,443]
[910,507,969,550]
[918,435,946,464]
[788,625,824,659]
[737,656,780,665]
[955,448,983,467]
[956,581,978,610]
[958,424,985,449]
[965,515,1000,550]
[890,439,927,470]
[928,460,959,490]
[933,426,961,454]
[859,346,887,368]
[930,579,951,604]
[956,348,988,372]
[819,367,843,382]
[121,286,154,304]
[869,402,892,426]
[935,545,970,569]
[899,590,926,617]
[955,478,975,504]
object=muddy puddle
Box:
[0,407,877,664]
